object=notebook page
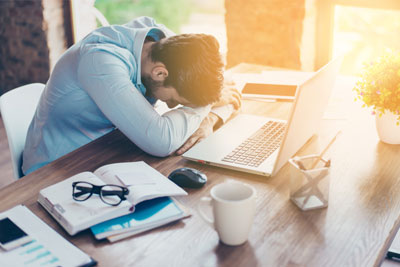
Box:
[38,172,132,234]
[94,161,187,205]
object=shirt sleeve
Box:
[210,104,235,123]
[156,102,235,124]
[77,50,210,157]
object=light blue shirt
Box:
[22,17,213,175]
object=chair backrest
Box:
[0,83,45,179]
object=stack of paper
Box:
[91,197,189,242]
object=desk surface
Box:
[1,64,400,267]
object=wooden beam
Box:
[315,1,335,70]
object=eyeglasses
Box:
[72,181,129,206]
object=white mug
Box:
[197,182,256,246]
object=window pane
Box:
[333,5,400,75]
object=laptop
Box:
[182,57,342,176]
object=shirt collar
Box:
[133,27,166,95]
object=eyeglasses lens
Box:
[100,185,124,205]
[73,182,93,201]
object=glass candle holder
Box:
[289,155,330,211]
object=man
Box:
[22,16,240,175]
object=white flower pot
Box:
[375,111,400,144]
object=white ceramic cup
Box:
[197,182,256,246]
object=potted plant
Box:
[354,51,400,144]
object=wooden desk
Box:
[1,64,400,266]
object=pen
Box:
[311,130,341,169]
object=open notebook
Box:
[38,161,187,235]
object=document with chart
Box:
[0,205,94,267]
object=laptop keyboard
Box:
[221,121,286,167]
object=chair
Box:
[0,83,45,179]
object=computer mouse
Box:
[168,167,207,189]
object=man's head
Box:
[142,34,224,108]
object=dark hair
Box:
[150,34,224,106]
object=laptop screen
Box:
[272,57,343,175]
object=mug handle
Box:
[197,196,214,228]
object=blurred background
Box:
[1,0,400,92]
[92,0,400,76]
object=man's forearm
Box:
[206,112,223,130]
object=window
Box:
[316,0,400,74]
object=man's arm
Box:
[77,50,210,157]
[176,86,242,155]
[175,112,220,155]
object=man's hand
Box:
[175,81,242,155]
[175,113,220,155]
[213,81,242,110]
